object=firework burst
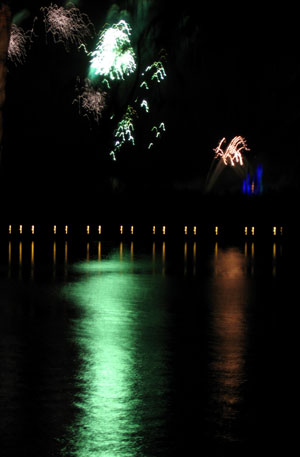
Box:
[89,20,136,82]
[214,136,249,166]
[41,3,93,49]
[77,15,167,160]
[205,136,250,192]
[7,23,32,65]
[74,78,106,123]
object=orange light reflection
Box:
[210,247,248,435]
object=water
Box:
[0,235,297,456]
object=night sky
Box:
[1,1,300,222]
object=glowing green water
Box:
[62,250,170,456]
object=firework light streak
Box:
[140,60,167,93]
[140,81,149,90]
[148,122,165,148]
[205,136,250,193]
[102,50,167,159]
[143,61,166,83]
[7,23,33,65]
[151,122,165,138]
[214,136,249,166]
[41,3,93,49]
[73,78,106,123]
[140,99,149,112]
[89,20,136,82]
[78,17,167,160]
[110,105,136,161]
[136,60,167,153]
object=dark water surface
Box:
[0,235,297,456]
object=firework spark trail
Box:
[89,20,136,82]
[143,61,166,83]
[214,136,249,166]
[151,122,165,138]
[81,17,166,160]
[73,78,106,123]
[140,60,167,92]
[205,136,250,192]
[41,3,93,49]
[138,61,167,117]
[108,57,167,157]
[147,122,165,149]
[140,99,149,112]
[7,23,33,65]
[110,105,136,160]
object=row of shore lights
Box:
[8,225,283,237]
[8,225,172,236]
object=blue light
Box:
[242,165,263,195]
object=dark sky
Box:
[1,1,300,220]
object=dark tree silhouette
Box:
[0,1,11,153]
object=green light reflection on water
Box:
[61,247,169,457]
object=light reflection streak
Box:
[65,241,68,263]
[61,248,169,456]
[130,241,134,262]
[214,241,218,258]
[19,241,22,265]
[31,241,35,280]
[8,241,11,279]
[152,241,156,274]
[98,241,101,262]
[209,247,248,441]
[244,241,256,276]
[53,241,57,264]
[184,241,187,276]
[120,241,123,262]
[64,241,68,279]
[193,242,197,276]
[273,242,277,259]
[53,241,57,279]
[86,242,90,262]
[18,241,22,280]
[162,241,166,276]
[251,242,255,276]
[272,242,277,277]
